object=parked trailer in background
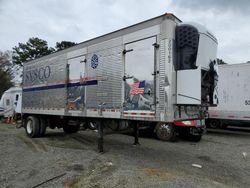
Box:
[21,13,218,150]
[0,87,22,119]
[207,63,250,128]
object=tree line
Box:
[0,37,76,97]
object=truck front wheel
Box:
[25,116,40,138]
[155,123,176,141]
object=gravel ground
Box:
[0,122,250,188]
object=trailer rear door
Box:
[123,37,156,117]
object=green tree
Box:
[12,37,55,66]
[0,51,13,97]
[55,41,77,51]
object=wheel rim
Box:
[26,120,33,134]
[158,124,171,139]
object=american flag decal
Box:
[129,80,145,95]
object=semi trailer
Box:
[21,13,218,150]
[207,63,250,128]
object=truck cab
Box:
[0,87,22,120]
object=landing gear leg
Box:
[97,120,104,153]
[133,122,140,145]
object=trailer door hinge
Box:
[153,43,160,48]
[80,59,87,63]
[151,71,159,76]
[123,49,133,54]
[123,75,134,81]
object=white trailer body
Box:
[208,63,250,128]
[0,87,22,118]
[21,13,218,143]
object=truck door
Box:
[67,55,86,111]
[123,37,156,115]
[4,95,12,117]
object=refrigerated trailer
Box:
[21,13,218,150]
[207,63,250,128]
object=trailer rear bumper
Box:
[174,119,206,136]
[174,119,205,127]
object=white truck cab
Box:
[0,87,22,119]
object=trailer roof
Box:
[24,13,181,64]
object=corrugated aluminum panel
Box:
[86,45,123,109]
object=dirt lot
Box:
[0,123,250,188]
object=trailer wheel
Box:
[178,128,202,142]
[63,123,80,134]
[80,122,88,130]
[155,123,176,141]
[208,119,221,129]
[104,120,119,131]
[25,116,40,138]
[39,118,47,137]
[188,135,202,142]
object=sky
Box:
[0,0,250,64]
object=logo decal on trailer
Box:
[91,54,99,69]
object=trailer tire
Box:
[178,128,202,142]
[80,122,88,130]
[25,116,40,138]
[63,123,80,134]
[88,122,97,130]
[104,120,119,131]
[155,123,176,141]
[188,135,202,142]
[39,118,47,137]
